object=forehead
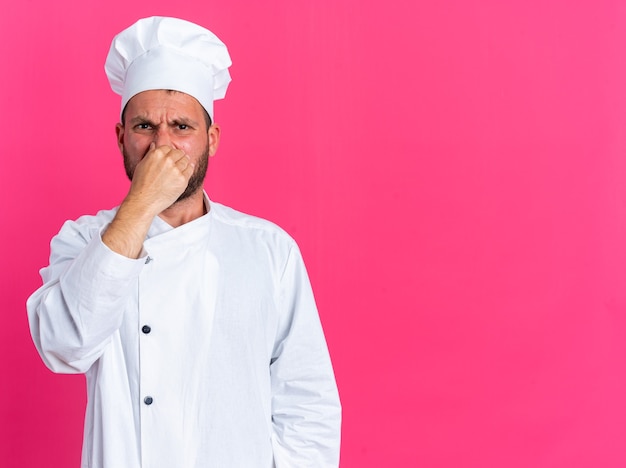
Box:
[124,89,206,119]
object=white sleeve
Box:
[26,220,146,374]
[270,243,342,467]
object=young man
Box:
[27,16,341,468]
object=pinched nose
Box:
[154,128,172,148]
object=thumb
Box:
[143,142,156,158]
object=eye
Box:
[178,124,189,130]
[135,123,152,130]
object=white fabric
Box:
[27,197,341,468]
[105,16,232,120]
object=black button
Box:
[141,325,151,334]
[144,396,153,405]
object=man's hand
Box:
[127,143,195,217]
[102,144,195,258]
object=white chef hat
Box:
[104,16,232,121]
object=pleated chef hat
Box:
[105,16,232,121]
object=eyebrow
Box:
[170,117,199,127]
[128,115,155,126]
[127,116,199,127]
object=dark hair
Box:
[120,90,213,129]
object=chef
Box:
[27,16,341,468]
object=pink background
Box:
[2,1,626,467]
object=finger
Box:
[154,144,172,156]
[182,160,195,178]
[142,142,157,159]
[175,154,192,172]
[172,150,192,166]
[158,146,184,160]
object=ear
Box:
[115,123,125,154]
[208,124,221,157]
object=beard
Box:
[123,145,210,205]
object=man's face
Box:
[115,89,220,203]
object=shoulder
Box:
[210,201,297,246]
[208,202,310,285]
[54,207,119,243]
[44,207,120,265]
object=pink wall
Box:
[2,1,626,466]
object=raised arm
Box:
[27,143,194,373]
